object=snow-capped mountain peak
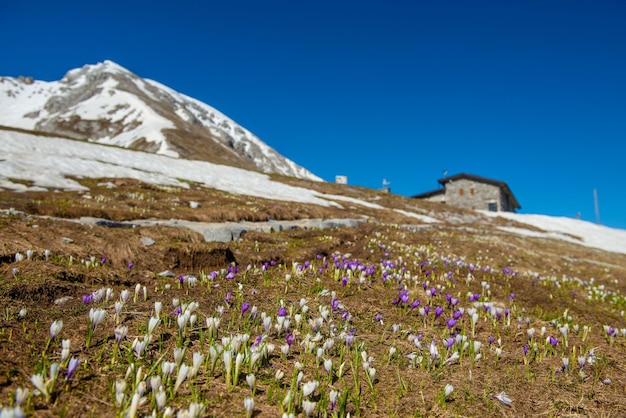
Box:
[0,61,321,180]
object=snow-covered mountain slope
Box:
[0,60,321,181]
[0,128,342,207]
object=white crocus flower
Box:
[147,316,161,336]
[15,387,29,406]
[89,308,106,329]
[493,391,512,406]
[234,352,245,384]
[174,347,185,366]
[302,400,317,417]
[302,380,319,398]
[156,388,167,410]
[244,397,254,418]
[61,339,71,362]
[50,320,63,339]
[161,361,176,377]
[324,359,333,375]
[444,351,460,366]
[49,363,60,385]
[223,350,233,386]
[114,379,126,406]
[329,389,339,410]
[174,363,190,393]
[30,373,49,400]
[246,374,256,392]
[150,375,162,394]
[191,351,204,377]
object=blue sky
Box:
[2,1,625,229]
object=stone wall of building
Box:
[444,178,503,211]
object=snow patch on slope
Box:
[482,211,626,255]
[0,129,336,207]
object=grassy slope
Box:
[1,176,625,417]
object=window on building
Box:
[470,188,475,196]
[487,202,497,212]
[459,188,464,196]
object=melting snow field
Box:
[0,129,344,208]
[1,129,624,254]
[482,211,626,255]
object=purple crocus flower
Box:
[66,357,80,380]
[277,307,287,317]
[509,293,515,301]
[224,291,233,304]
[423,305,430,316]
[341,277,348,287]
[252,335,263,348]
[435,306,444,319]
[286,333,295,346]
[469,293,480,302]
[331,299,340,312]
[399,290,410,305]
[411,299,421,309]
[605,326,618,337]
[82,294,93,304]
[447,318,457,329]
[241,302,251,315]
[178,275,186,284]
[127,262,134,271]
[523,345,529,356]
[225,271,235,279]
[453,310,463,320]
[549,336,559,347]
[488,336,495,345]
[445,337,455,349]
[374,313,383,323]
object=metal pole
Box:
[594,188,601,225]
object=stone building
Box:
[412,173,520,212]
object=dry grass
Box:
[1,179,625,417]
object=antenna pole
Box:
[593,188,601,224]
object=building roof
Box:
[411,188,445,199]
[412,173,521,209]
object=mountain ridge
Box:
[0,60,321,181]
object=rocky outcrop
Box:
[78,217,366,242]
